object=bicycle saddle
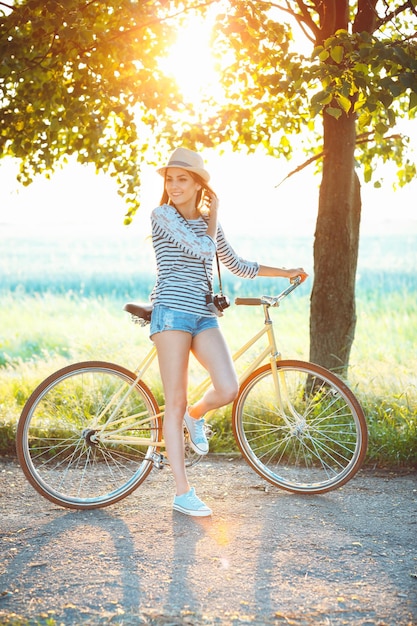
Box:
[123,302,153,322]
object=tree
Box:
[188,0,417,374]
[0,0,186,218]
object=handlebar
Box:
[235,276,303,308]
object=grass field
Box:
[1,228,416,466]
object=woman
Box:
[150,147,307,517]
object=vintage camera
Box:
[205,292,230,317]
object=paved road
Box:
[0,457,416,625]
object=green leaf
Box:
[311,90,333,106]
[326,106,342,119]
[387,109,396,127]
[312,45,324,59]
[378,92,394,108]
[409,92,417,111]
[400,73,417,91]
[2,0,417,224]
[330,46,344,64]
[375,121,388,135]
[353,93,367,113]
[353,62,368,75]
[335,94,351,113]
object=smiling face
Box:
[165,168,202,212]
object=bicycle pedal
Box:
[150,452,166,470]
[204,423,215,439]
[184,443,202,467]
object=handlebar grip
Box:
[235,298,263,306]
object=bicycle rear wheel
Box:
[16,361,162,509]
[233,359,367,494]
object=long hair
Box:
[159,171,217,209]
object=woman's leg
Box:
[152,330,192,496]
[189,327,239,418]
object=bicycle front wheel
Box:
[233,360,367,494]
[16,361,162,509]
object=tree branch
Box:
[259,0,319,42]
[356,131,404,145]
[290,0,320,40]
[275,150,325,187]
[275,130,406,186]
[377,0,417,29]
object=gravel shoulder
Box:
[0,456,416,626]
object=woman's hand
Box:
[287,268,308,283]
[202,190,219,216]
[202,190,219,241]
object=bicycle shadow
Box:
[0,507,141,619]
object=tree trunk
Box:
[309,109,361,375]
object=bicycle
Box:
[16,278,368,510]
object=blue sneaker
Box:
[184,409,209,455]
[173,487,212,517]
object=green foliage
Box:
[309,29,417,186]
[0,0,183,220]
[1,1,417,211]
[2,1,416,209]
[0,617,57,626]
[199,3,417,188]
[364,395,417,467]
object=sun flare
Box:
[159,15,221,105]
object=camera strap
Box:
[203,253,223,296]
[214,253,224,295]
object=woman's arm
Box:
[152,205,216,260]
[257,265,308,282]
[205,196,308,283]
[216,226,307,282]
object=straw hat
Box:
[156,147,210,182]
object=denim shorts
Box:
[150,304,219,339]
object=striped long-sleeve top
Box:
[150,204,259,317]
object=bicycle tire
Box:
[16,361,162,509]
[232,359,367,494]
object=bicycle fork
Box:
[264,309,303,430]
